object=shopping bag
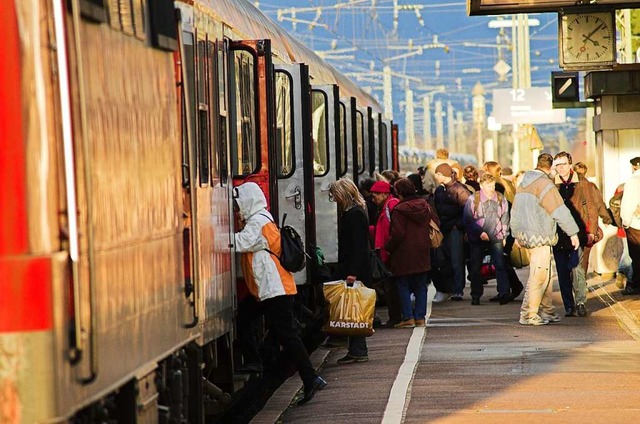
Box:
[323,280,376,337]
[510,245,530,268]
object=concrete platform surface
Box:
[253,269,640,424]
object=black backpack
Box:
[262,213,307,273]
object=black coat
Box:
[334,205,372,286]
[434,181,471,234]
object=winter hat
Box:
[435,163,453,178]
[631,157,640,167]
[370,180,391,193]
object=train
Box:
[0,0,398,423]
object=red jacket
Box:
[372,196,399,264]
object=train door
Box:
[273,63,315,284]
[312,85,340,264]
[355,108,366,184]
[228,39,278,218]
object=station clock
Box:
[559,11,616,70]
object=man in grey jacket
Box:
[511,153,580,326]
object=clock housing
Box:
[559,11,616,70]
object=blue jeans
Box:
[443,228,466,295]
[395,272,429,321]
[469,241,509,299]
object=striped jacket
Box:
[510,169,579,248]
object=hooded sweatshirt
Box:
[510,169,579,248]
[385,196,438,276]
[234,182,296,301]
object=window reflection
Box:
[312,91,329,176]
[275,72,293,177]
[233,50,257,176]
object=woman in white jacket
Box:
[234,182,326,405]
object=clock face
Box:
[561,12,615,67]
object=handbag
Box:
[323,280,376,337]
[429,219,443,248]
[370,250,392,283]
[480,255,496,281]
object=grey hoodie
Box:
[510,170,579,248]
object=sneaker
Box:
[576,303,587,317]
[415,319,426,327]
[471,297,480,305]
[519,315,549,326]
[615,274,626,289]
[298,376,327,405]
[499,294,511,305]
[450,293,463,301]
[432,291,450,303]
[621,287,640,296]
[540,313,561,323]
[394,319,416,328]
[337,354,369,365]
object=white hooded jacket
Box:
[234,182,296,301]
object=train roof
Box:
[194,0,382,113]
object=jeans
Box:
[469,241,509,299]
[263,295,316,387]
[443,227,466,295]
[553,247,587,311]
[520,246,557,321]
[395,272,429,321]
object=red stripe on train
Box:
[0,258,53,332]
[0,2,28,256]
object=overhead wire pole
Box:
[447,101,455,152]
[423,96,431,150]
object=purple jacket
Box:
[463,191,509,243]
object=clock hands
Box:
[581,22,605,46]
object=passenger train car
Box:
[0,0,397,422]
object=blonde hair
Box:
[483,161,515,201]
[436,148,449,159]
[329,178,366,213]
[479,173,496,184]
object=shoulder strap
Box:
[474,191,481,215]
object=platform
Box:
[253,269,640,424]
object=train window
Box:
[181,31,196,188]
[207,41,219,181]
[356,111,364,174]
[275,71,294,178]
[233,50,258,176]
[312,90,329,177]
[197,40,210,186]
[380,123,388,170]
[338,102,347,177]
[216,41,228,185]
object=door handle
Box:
[286,187,302,210]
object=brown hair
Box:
[537,153,554,170]
[554,151,573,165]
[573,162,587,175]
[394,178,417,198]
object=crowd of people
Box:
[231,149,640,405]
